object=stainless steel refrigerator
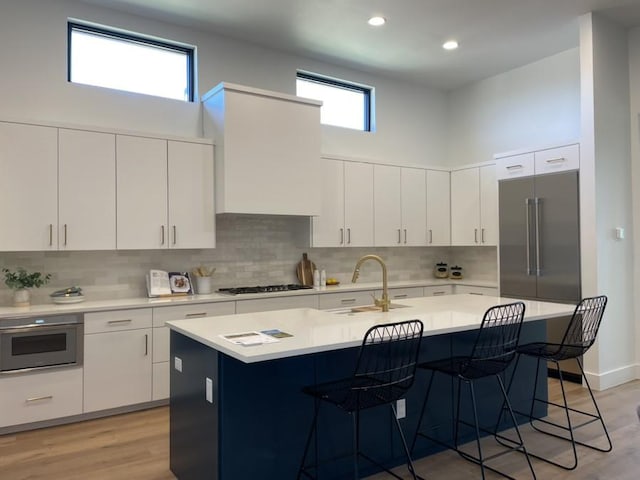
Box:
[499,170,581,378]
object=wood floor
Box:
[1,378,638,479]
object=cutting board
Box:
[296,253,316,286]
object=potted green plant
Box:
[2,267,51,307]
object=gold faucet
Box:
[352,254,390,312]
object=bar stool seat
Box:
[297,319,424,480]
[411,302,535,480]
[505,295,612,471]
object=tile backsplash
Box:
[0,215,497,306]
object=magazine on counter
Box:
[220,331,280,346]
[146,270,194,297]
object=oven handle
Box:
[0,322,83,334]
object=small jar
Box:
[434,262,449,279]
[449,265,463,280]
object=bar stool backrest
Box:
[351,320,424,402]
[465,302,526,378]
[560,295,607,353]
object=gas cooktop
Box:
[217,284,313,295]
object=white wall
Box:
[0,0,448,167]
[447,48,581,166]
[580,13,635,389]
[628,26,640,376]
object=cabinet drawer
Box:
[373,287,424,300]
[453,285,498,296]
[235,295,318,314]
[495,153,534,180]
[0,367,83,428]
[152,302,235,327]
[318,291,374,310]
[423,285,453,297]
[534,144,579,175]
[84,308,152,334]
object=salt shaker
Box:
[313,269,320,287]
[320,269,327,287]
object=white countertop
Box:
[166,294,574,364]
[0,279,496,319]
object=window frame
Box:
[296,71,372,132]
[67,21,195,102]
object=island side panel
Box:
[218,351,316,479]
[170,331,220,480]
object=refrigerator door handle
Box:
[534,197,542,276]
[525,198,532,275]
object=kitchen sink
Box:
[329,303,410,315]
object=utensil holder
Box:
[195,276,212,295]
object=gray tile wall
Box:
[0,215,497,306]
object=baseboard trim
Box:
[584,363,640,391]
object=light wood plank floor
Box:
[0,378,638,479]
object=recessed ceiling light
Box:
[442,40,459,50]
[368,16,386,27]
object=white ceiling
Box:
[79,0,640,90]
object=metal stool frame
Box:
[504,295,611,470]
[297,319,424,480]
[411,302,535,480]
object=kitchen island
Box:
[167,294,574,480]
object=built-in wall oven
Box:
[0,313,83,374]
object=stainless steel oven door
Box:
[0,321,84,373]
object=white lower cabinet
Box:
[453,285,498,296]
[83,309,153,413]
[318,290,376,310]
[151,302,236,400]
[373,287,424,301]
[235,295,318,314]
[0,367,83,428]
[423,285,454,297]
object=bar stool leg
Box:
[352,410,360,480]
[410,371,436,453]
[297,398,320,480]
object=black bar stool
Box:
[411,302,535,480]
[297,319,424,480]
[505,295,611,470]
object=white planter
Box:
[13,288,30,307]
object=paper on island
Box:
[220,331,280,346]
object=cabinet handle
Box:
[404,229,407,244]
[393,294,408,299]
[534,197,542,276]
[173,225,177,245]
[474,228,478,243]
[429,229,433,244]
[145,334,149,356]
[340,298,357,304]
[26,395,53,403]
[108,319,132,325]
[49,224,53,246]
[506,164,524,170]
[161,225,165,245]
[432,291,447,296]
[347,228,351,244]
[469,292,484,296]
[545,157,566,164]
[481,228,485,243]
[64,224,68,246]
[397,229,401,244]
[185,312,207,318]
[340,228,344,245]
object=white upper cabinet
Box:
[451,164,497,246]
[374,165,402,246]
[311,159,374,247]
[401,167,427,246]
[59,129,116,250]
[117,135,168,250]
[495,143,579,180]
[202,83,322,216]
[374,165,427,246]
[344,161,374,247]
[0,122,58,251]
[426,169,451,246]
[311,159,345,247]
[168,141,215,249]
[117,136,215,250]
